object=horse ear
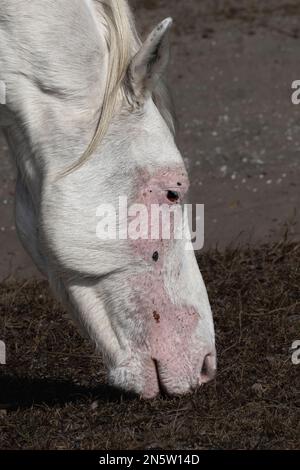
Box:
[129,17,173,101]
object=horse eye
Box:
[167,190,180,202]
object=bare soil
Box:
[0,242,299,450]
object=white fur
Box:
[0,0,216,397]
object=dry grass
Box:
[0,241,299,450]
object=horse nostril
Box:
[200,353,217,384]
[167,190,179,202]
[152,359,167,396]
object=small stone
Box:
[220,165,227,176]
[90,401,99,411]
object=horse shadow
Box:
[0,374,137,410]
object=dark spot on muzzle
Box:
[153,311,160,323]
[152,251,159,262]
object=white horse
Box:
[0,0,216,397]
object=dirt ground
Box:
[0,0,299,279]
[0,242,299,450]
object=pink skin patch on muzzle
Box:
[126,166,214,396]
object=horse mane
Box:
[65,0,175,174]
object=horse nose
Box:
[150,350,217,396]
[199,351,217,385]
